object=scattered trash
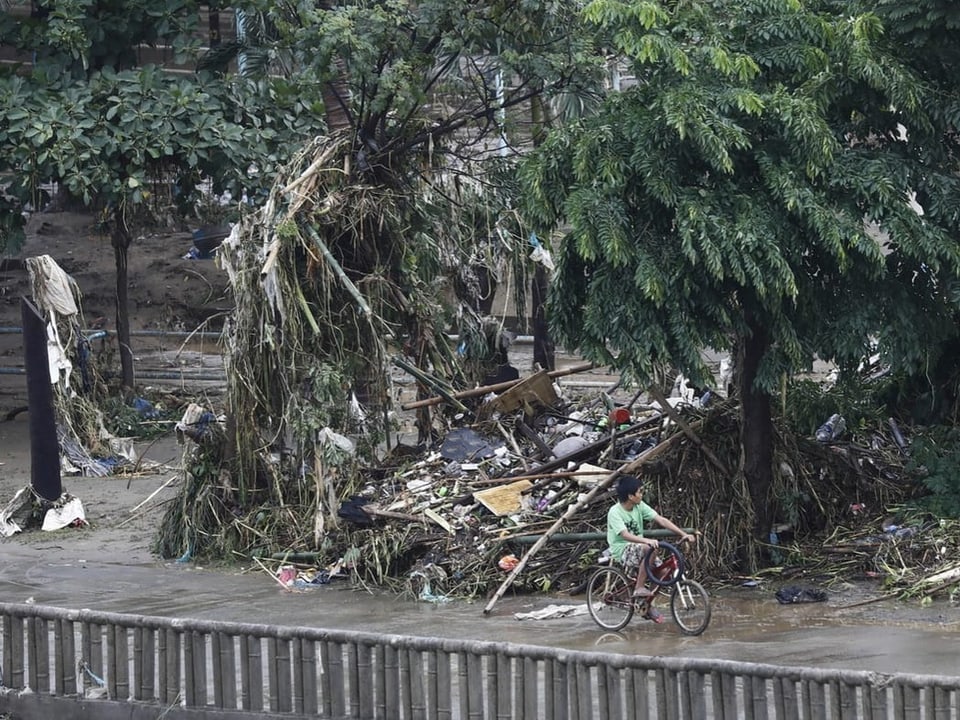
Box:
[775,586,828,604]
[816,413,846,442]
[514,604,589,621]
[132,396,161,419]
[475,481,532,517]
[439,427,502,462]
[41,495,87,531]
[498,554,520,572]
[175,403,220,444]
[0,486,34,537]
[184,225,231,259]
[1,487,87,535]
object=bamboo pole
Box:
[482,430,681,614]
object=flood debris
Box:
[155,352,959,607]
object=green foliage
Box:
[782,376,887,439]
[523,0,960,394]
[906,426,960,518]
[101,394,176,441]
[0,2,327,254]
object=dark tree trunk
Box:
[737,311,775,572]
[532,264,554,370]
[112,211,134,390]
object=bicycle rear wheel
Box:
[669,579,711,636]
[587,567,635,631]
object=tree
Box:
[155,0,609,560]
[521,0,960,568]
[0,1,326,388]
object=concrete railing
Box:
[1,602,958,719]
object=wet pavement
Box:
[1,543,958,678]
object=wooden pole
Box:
[648,386,730,476]
[401,362,597,410]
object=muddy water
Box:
[1,546,958,678]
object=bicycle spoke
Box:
[587,567,635,631]
[670,579,712,636]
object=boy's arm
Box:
[652,515,696,543]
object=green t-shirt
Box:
[607,501,657,562]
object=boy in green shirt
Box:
[606,474,695,622]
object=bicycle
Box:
[586,541,712,636]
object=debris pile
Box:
[158,365,935,602]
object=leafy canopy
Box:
[521,0,960,392]
[0,1,326,252]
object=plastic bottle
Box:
[815,414,846,442]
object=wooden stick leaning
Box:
[647,386,731,476]
[401,362,596,410]
[482,422,682,615]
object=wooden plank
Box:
[522,657,539,720]
[374,644,387,719]
[357,643,374,719]
[301,639,318,715]
[320,639,333,717]
[466,653,483,720]
[687,670,707,720]
[552,659,568,720]
[113,625,130,700]
[219,632,237,709]
[386,645,401,720]
[106,622,118,700]
[401,645,414,719]
[750,677,768,720]
[427,648,440,720]
[486,369,558,414]
[326,641,344,717]
[574,661,590,720]
[242,635,263,711]
[267,638,279,712]
[33,617,50,693]
[211,632,224,707]
[347,643,359,716]
[9,615,24,688]
[133,627,156,700]
[275,638,292,713]
[496,652,511,720]
[60,618,76,696]
[931,687,950,720]
[410,648,427,720]
[604,665,622,720]
[437,650,452,720]
[164,628,181,706]
[191,631,207,707]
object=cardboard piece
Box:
[473,479,533,517]
[485,370,558,416]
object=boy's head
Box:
[616,474,644,502]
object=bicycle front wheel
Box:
[587,567,635,631]
[670,579,711,636]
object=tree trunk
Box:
[111,211,134,390]
[532,264,554,370]
[737,311,775,572]
[529,93,554,371]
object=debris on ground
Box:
[149,355,952,606]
